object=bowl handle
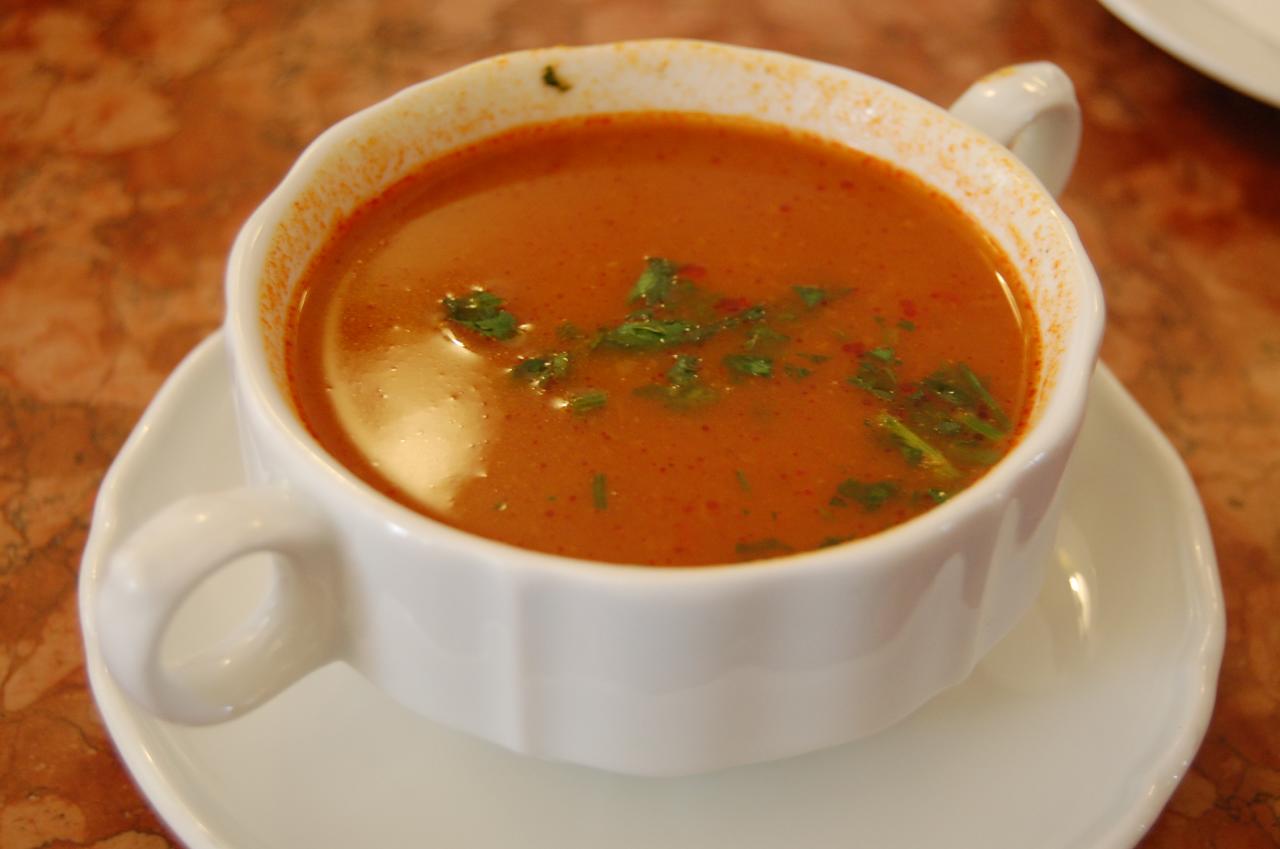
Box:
[948,62,1082,197]
[95,486,342,724]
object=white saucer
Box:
[80,333,1224,849]
[1099,0,1280,107]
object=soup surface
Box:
[287,113,1038,566]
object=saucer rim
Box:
[78,331,1225,849]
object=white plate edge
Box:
[1098,0,1280,106]
[77,333,1228,849]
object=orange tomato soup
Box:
[287,114,1038,566]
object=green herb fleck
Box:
[744,324,789,350]
[637,354,716,409]
[668,354,701,386]
[627,257,681,306]
[724,353,773,378]
[557,322,584,341]
[442,289,519,340]
[848,346,899,399]
[958,413,1005,440]
[735,469,751,492]
[601,317,699,350]
[667,384,717,407]
[830,478,899,511]
[958,364,1011,431]
[567,390,607,415]
[783,364,812,380]
[798,352,831,364]
[793,286,829,308]
[511,351,570,389]
[900,362,1012,468]
[946,443,1005,467]
[898,319,916,332]
[592,473,607,510]
[872,412,960,479]
[819,534,855,548]
[542,64,571,92]
[917,363,1011,433]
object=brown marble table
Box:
[2,1,1277,847]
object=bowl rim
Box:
[224,38,1106,584]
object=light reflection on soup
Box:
[287,113,1039,566]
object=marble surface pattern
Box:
[1,0,1277,847]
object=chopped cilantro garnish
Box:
[916,363,1011,433]
[592,473,607,510]
[557,322,584,341]
[872,412,960,479]
[636,354,715,409]
[958,364,1011,431]
[600,261,816,356]
[898,319,916,331]
[442,289,519,340]
[744,324,788,350]
[735,469,751,492]
[899,363,1011,466]
[793,286,829,308]
[958,413,1005,440]
[627,257,681,306]
[511,351,570,389]
[601,317,699,350]
[848,347,899,399]
[542,64,571,92]
[798,352,830,364]
[830,478,899,511]
[567,390,607,414]
[724,353,773,378]
[946,443,1004,467]
[783,364,812,380]
[668,354,701,386]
